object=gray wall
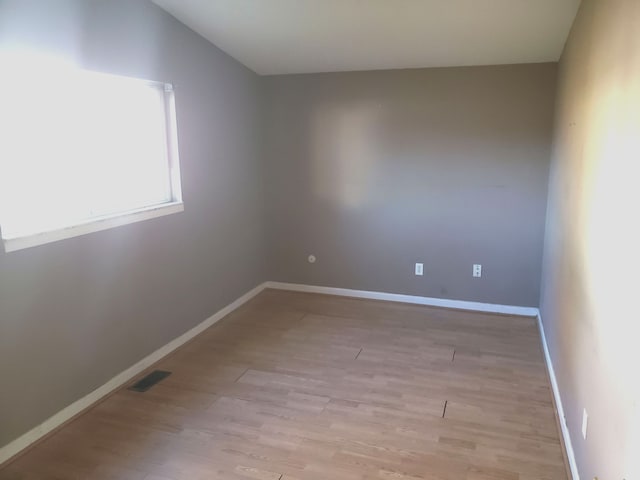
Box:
[0,0,266,448]
[540,1,640,478]
[263,65,557,307]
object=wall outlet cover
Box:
[473,264,482,278]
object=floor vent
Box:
[128,370,171,392]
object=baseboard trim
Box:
[536,312,580,480]
[0,282,268,467]
[265,281,539,317]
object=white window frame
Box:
[1,78,184,253]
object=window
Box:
[0,54,183,252]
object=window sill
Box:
[2,202,184,253]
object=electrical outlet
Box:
[473,264,482,278]
[582,408,588,439]
[415,263,423,276]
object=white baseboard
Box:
[265,281,539,317]
[537,312,580,480]
[0,282,268,466]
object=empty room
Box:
[0,0,638,479]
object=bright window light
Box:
[0,53,182,248]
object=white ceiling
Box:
[152,0,581,76]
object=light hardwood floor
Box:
[0,289,568,480]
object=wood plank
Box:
[0,290,567,480]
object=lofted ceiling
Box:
[152,0,581,76]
